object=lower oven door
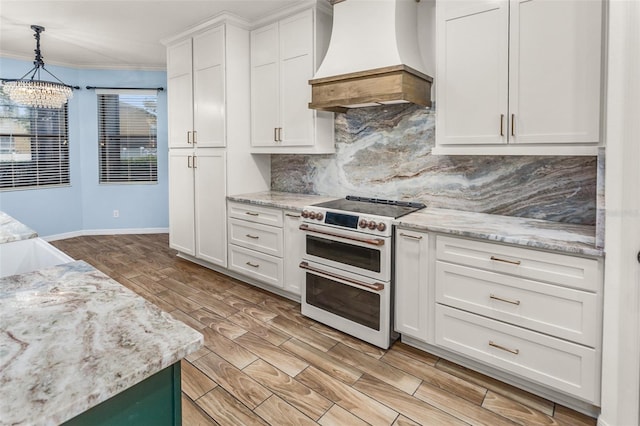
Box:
[300,224,390,282]
[299,260,394,349]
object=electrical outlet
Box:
[113,210,119,218]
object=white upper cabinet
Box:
[434,0,603,155]
[250,7,335,154]
[167,26,226,148]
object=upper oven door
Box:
[300,223,391,281]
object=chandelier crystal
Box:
[1,25,75,109]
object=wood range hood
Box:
[309,0,433,113]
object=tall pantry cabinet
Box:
[165,17,270,268]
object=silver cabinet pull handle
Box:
[490,294,521,305]
[399,232,422,240]
[500,114,504,136]
[245,212,259,216]
[245,234,259,239]
[274,127,278,142]
[285,213,301,218]
[299,261,384,291]
[187,156,192,168]
[193,155,197,169]
[490,256,521,266]
[187,131,192,144]
[278,127,282,142]
[193,130,197,144]
[489,341,519,355]
[246,262,260,268]
[299,224,385,246]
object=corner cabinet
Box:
[250,6,335,154]
[433,0,604,156]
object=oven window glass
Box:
[306,236,381,273]
[306,273,381,330]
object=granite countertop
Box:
[0,211,37,244]
[396,208,602,257]
[227,190,339,211]
[0,260,203,426]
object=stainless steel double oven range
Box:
[299,196,425,349]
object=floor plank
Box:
[227,311,290,346]
[199,327,257,369]
[181,360,218,400]
[234,332,309,377]
[269,316,338,352]
[181,393,220,426]
[254,394,317,426]
[196,387,268,426]
[481,391,561,425]
[317,404,369,426]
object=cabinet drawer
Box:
[228,218,283,257]
[435,235,601,292]
[436,261,599,346]
[228,202,283,227]
[228,245,283,288]
[435,305,599,403]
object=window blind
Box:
[97,89,157,184]
[0,90,70,190]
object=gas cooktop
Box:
[312,196,426,219]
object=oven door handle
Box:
[299,261,385,292]
[299,224,385,246]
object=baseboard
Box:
[43,228,169,242]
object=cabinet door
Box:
[251,23,280,147]
[169,150,195,255]
[436,0,509,145]
[279,10,314,147]
[167,39,194,149]
[193,26,226,148]
[508,0,602,144]
[395,229,430,342]
[194,150,227,267]
[283,211,304,295]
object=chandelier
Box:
[1,25,76,109]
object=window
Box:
[97,90,157,183]
[0,90,70,190]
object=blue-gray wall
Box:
[272,105,597,225]
[0,58,168,237]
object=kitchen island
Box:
[0,260,203,426]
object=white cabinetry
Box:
[283,211,305,295]
[250,6,335,154]
[434,235,603,403]
[169,150,226,266]
[228,202,285,289]
[167,26,225,148]
[165,18,270,269]
[434,0,603,155]
[394,228,432,343]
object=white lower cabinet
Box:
[283,211,305,296]
[169,149,227,267]
[396,230,604,405]
[227,202,285,289]
[394,228,431,342]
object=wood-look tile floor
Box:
[52,234,597,426]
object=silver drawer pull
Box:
[490,256,521,266]
[245,234,259,239]
[246,262,260,268]
[489,341,519,355]
[245,212,259,216]
[489,294,521,306]
[399,232,422,240]
[285,213,301,218]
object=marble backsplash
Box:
[271,104,597,225]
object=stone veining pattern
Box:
[397,208,601,257]
[271,105,597,225]
[0,260,203,426]
[227,191,338,211]
[0,211,37,244]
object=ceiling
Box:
[0,0,303,70]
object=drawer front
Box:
[435,235,602,292]
[228,202,283,227]
[228,218,283,257]
[435,305,599,403]
[436,261,599,346]
[228,245,283,288]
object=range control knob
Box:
[359,219,368,228]
[316,212,324,221]
[368,221,377,230]
[308,211,317,219]
[301,210,309,218]
[377,222,387,232]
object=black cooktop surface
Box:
[313,196,426,219]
